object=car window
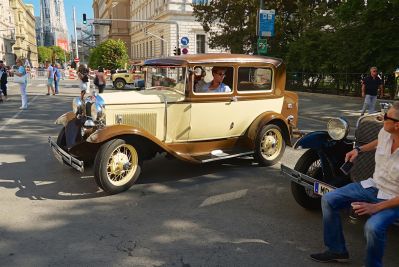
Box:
[146,66,186,94]
[193,66,233,94]
[237,67,272,92]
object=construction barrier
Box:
[67,69,77,80]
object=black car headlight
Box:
[327,118,349,140]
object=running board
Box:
[193,151,253,163]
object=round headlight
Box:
[327,118,349,140]
[72,97,83,114]
[91,102,105,121]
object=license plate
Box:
[314,182,335,196]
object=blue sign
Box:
[180,37,189,46]
[259,9,275,37]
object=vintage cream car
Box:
[49,54,299,194]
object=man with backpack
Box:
[53,63,62,94]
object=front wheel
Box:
[94,139,142,194]
[114,78,126,89]
[254,124,286,166]
[291,149,325,210]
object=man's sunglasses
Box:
[384,113,399,122]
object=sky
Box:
[24,0,94,39]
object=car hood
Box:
[100,89,185,105]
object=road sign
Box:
[257,39,267,55]
[180,37,189,46]
[74,58,80,63]
[182,48,188,54]
[259,9,275,37]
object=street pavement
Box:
[0,79,398,266]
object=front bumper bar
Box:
[280,164,336,193]
[48,136,84,173]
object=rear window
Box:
[237,67,272,92]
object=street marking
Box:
[199,189,248,207]
[0,95,39,132]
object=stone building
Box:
[39,0,68,50]
[92,0,131,57]
[0,0,16,65]
[10,0,38,67]
[130,0,226,60]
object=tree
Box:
[88,39,129,70]
[37,46,52,64]
[50,46,69,64]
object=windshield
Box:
[145,66,186,94]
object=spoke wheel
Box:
[291,149,326,210]
[94,139,142,194]
[254,124,286,166]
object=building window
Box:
[196,34,206,54]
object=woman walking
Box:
[95,67,106,93]
[15,58,28,109]
[77,64,89,99]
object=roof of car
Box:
[144,53,283,67]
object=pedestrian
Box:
[45,61,55,95]
[14,58,28,109]
[53,63,62,94]
[77,64,89,99]
[0,60,8,103]
[361,67,384,116]
[310,102,399,267]
[94,66,106,93]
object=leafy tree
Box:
[88,39,129,70]
[50,46,70,64]
[37,46,52,63]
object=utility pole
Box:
[73,7,79,61]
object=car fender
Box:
[86,124,197,163]
[293,131,331,150]
[246,111,291,147]
[55,111,76,127]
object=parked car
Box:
[281,103,390,210]
[49,54,299,194]
[111,68,145,90]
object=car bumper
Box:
[48,136,84,173]
[280,164,336,196]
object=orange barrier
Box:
[67,69,77,80]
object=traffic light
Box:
[83,13,87,24]
[173,47,182,56]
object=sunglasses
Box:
[384,113,399,122]
[215,72,226,76]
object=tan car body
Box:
[51,54,298,194]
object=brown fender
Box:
[55,112,76,127]
[86,124,198,163]
[246,111,292,147]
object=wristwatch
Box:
[354,146,362,153]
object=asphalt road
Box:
[0,79,398,266]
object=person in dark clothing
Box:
[0,60,7,102]
[361,67,384,115]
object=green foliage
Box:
[193,0,399,73]
[88,39,129,70]
[37,46,70,64]
[37,46,52,63]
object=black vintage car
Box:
[281,103,390,210]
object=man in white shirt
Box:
[45,61,55,95]
[310,102,399,267]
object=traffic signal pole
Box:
[88,17,180,52]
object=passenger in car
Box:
[196,66,231,93]
[193,66,207,92]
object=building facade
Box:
[10,0,38,67]
[39,0,68,51]
[130,0,226,60]
[92,0,131,57]
[0,0,16,65]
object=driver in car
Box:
[310,102,399,267]
[196,66,231,93]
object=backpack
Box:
[94,75,100,86]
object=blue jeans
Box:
[54,78,59,94]
[322,183,399,267]
[361,94,377,114]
